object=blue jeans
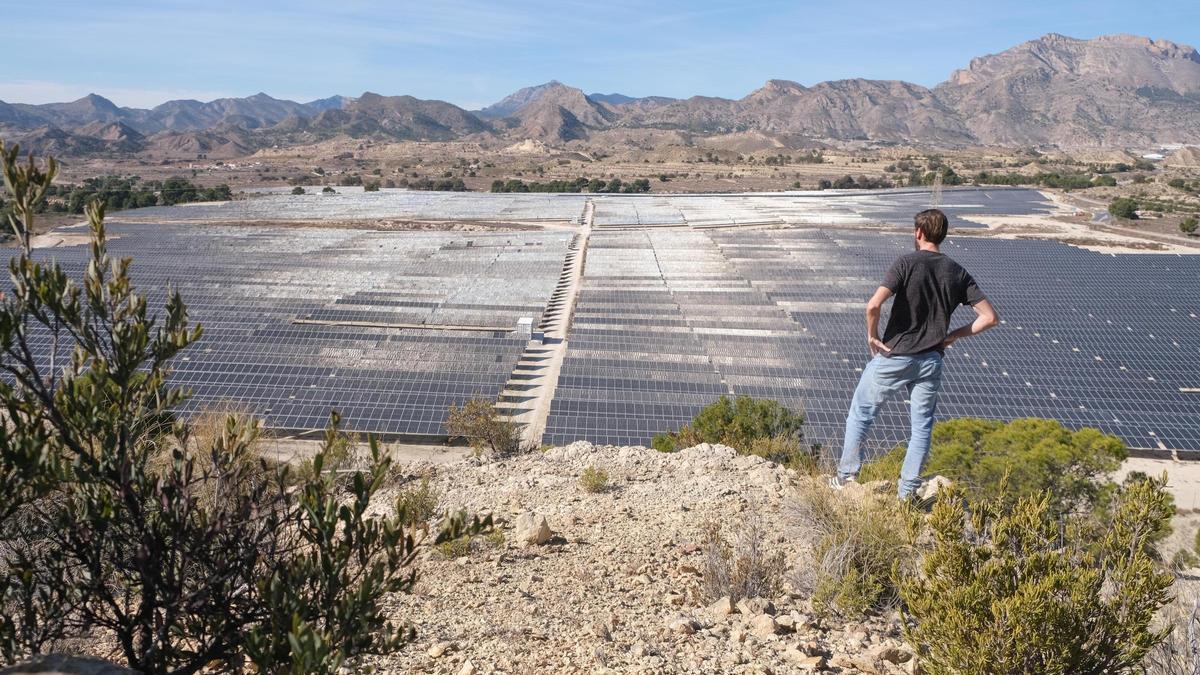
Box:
[838,351,944,497]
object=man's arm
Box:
[943,299,999,348]
[865,286,893,355]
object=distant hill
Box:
[626,78,974,145]
[3,33,1199,154]
[935,33,1200,146]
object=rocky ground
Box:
[364,442,916,674]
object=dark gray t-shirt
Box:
[880,251,986,356]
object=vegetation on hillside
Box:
[901,477,1174,674]
[973,170,1118,190]
[0,173,230,219]
[445,397,523,457]
[1110,196,1140,219]
[652,395,817,471]
[400,176,467,191]
[490,177,651,193]
[860,418,1127,517]
[0,143,488,673]
[817,174,894,190]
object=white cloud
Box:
[0,80,234,108]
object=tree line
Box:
[1,174,232,215]
[491,177,652,194]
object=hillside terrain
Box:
[3,34,1200,155]
[370,441,914,674]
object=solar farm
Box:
[28,187,1200,453]
[543,228,1200,452]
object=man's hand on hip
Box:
[868,336,892,356]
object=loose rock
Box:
[513,512,553,545]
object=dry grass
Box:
[1145,595,1200,674]
[579,465,610,493]
[700,515,786,603]
[186,401,263,457]
[787,477,923,615]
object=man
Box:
[834,209,999,499]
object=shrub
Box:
[394,475,442,528]
[748,434,820,474]
[293,424,356,485]
[580,465,610,493]
[1181,216,1198,236]
[788,479,922,614]
[1170,548,1199,572]
[444,397,522,457]
[0,144,489,673]
[860,418,1127,517]
[291,185,306,195]
[653,395,805,453]
[437,535,474,559]
[322,186,337,194]
[1110,196,1139,219]
[700,517,786,603]
[900,476,1174,674]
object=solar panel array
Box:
[24,223,569,437]
[123,187,1049,231]
[543,228,1200,453]
[15,188,1197,453]
[587,188,1053,229]
[126,190,589,223]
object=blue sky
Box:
[2,0,1198,109]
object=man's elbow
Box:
[865,301,883,317]
[981,309,1000,330]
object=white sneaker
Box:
[829,475,857,490]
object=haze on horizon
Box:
[3,0,1199,110]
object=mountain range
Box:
[2,33,1198,156]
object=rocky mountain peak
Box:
[479,81,575,118]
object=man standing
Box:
[834,209,999,498]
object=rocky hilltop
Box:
[937,33,1200,146]
[3,33,1199,152]
[367,441,915,674]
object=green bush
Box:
[1181,216,1198,236]
[0,144,489,673]
[1109,197,1139,219]
[653,395,805,454]
[291,185,306,195]
[860,418,1127,517]
[444,397,522,457]
[900,477,1174,674]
